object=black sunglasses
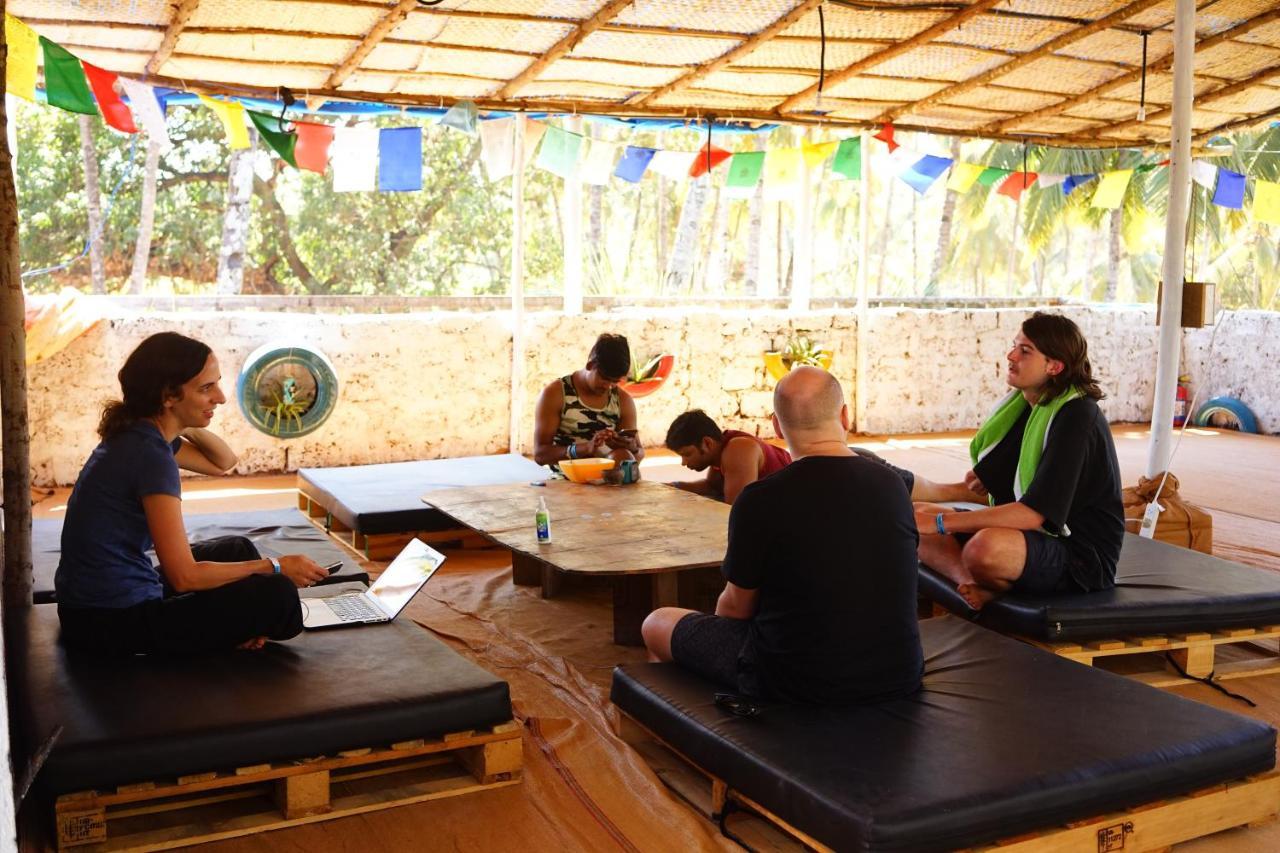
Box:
[714,692,762,717]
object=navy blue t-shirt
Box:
[55,422,183,609]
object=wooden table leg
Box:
[511,552,542,586]
[541,563,564,599]
[612,572,679,646]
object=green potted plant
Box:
[619,353,675,398]
[764,335,832,381]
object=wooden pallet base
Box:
[621,713,1280,853]
[297,492,495,560]
[55,721,522,851]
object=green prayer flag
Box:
[831,137,861,180]
[535,125,583,179]
[725,152,765,187]
[976,167,1010,187]
[40,37,97,115]
[247,111,298,167]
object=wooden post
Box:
[854,131,871,433]
[563,115,583,314]
[790,128,813,313]
[508,114,527,454]
[273,770,332,820]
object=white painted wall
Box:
[24,305,1274,486]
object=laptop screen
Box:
[363,538,446,619]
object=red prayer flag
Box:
[996,171,1038,201]
[873,122,898,153]
[294,121,335,174]
[688,144,731,178]
[82,63,136,133]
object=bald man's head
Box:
[773,366,845,433]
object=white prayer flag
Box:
[579,140,617,186]
[331,126,379,192]
[522,120,548,165]
[479,118,515,181]
[648,150,697,181]
[118,78,171,149]
[1191,159,1218,191]
[1037,174,1067,189]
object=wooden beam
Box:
[1092,66,1280,136]
[1192,104,1280,142]
[497,0,635,99]
[323,0,417,92]
[876,0,1167,124]
[146,0,201,76]
[986,6,1280,134]
[777,0,1003,115]
[629,0,824,108]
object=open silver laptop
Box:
[302,538,445,629]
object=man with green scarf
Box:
[913,313,1124,610]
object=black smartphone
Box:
[323,561,343,575]
[618,429,638,438]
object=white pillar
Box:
[563,114,584,314]
[790,129,814,313]
[509,114,527,455]
[1147,0,1195,478]
[854,131,871,434]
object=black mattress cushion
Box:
[298,454,548,535]
[12,605,512,796]
[920,533,1280,641]
[33,508,368,605]
[611,615,1275,852]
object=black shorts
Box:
[670,612,750,691]
[1012,530,1084,595]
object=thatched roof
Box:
[14,0,1280,147]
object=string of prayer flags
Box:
[5,15,39,101]
[522,120,548,165]
[1090,169,1133,209]
[293,122,334,174]
[830,137,861,180]
[1191,159,1218,191]
[535,125,584,179]
[331,125,379,192]
[199,95,250,149]
[649,149,697,181]
[899,154,953,194]
[873,123,898,153]
[764,147,802,184]
[1254,180,1280,225]
[975,167,1010,188]
[1212,168,1245,209]
[614,146,656,183]
[119,78,170,147]
[1062,174,1096,195]
[479,117,515,180]
[247,111,297,167]
[440,100,478,136]
[1037,174,1067,190]
[689,143,731,178]
[723,151,765,198]
[802,140,838,168]
[378,127,423,192]
[996,171,1037,202]
[580,140,617,186]
[946,162,984,193]
[40,37,97,115]
[82,64,137,133]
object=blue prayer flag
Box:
[899,154,953,194]
[1062,174,1096,195]
[614,146,656,183]
[378,127,422,192]
[1212,169,1245,209]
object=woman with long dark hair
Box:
[913,312,1124,609]
[56,332,330,654]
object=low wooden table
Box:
[423,480,729,644]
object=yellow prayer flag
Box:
[801,140,838,168]
[1253,179,1280,226]
[1090,169,1133,210]
[5,15,40,101]
[946,162,984,193]
[764,148,802,185]
[199,94,250,149]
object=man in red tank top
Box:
[665,410,791,505]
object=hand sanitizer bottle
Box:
[536,496,552,544]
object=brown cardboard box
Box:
[1122,472,1213,554]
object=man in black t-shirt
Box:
[914,313,1124,610]
[640,367,923,704]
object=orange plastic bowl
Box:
[559,458,616,483]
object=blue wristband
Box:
[935,513,947,535]
[567,443,578,460]
[270,557,282,575]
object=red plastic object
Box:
[619,354,675,398]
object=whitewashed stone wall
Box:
[25,305,1273,486]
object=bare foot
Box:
[956,583,997,611]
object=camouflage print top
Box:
[554,374,622,446]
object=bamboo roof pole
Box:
[777,0,1004,115]
[563,114,584,315]
[497,0,634,99]
[1147,0,1196,483]
[322,0,418,92]
[509,114,527,455]
[854,131,871,434]
[1092,66,1280,137]
[985,7,1280,135]
[1191,104,1280,142]
[627,0,824,108]
[876,0,1167,125]
[145,0,201,76]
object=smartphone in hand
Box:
[323,561,344,575]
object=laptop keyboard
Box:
[328,594,386,623]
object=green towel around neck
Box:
[970,386,1083,502]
